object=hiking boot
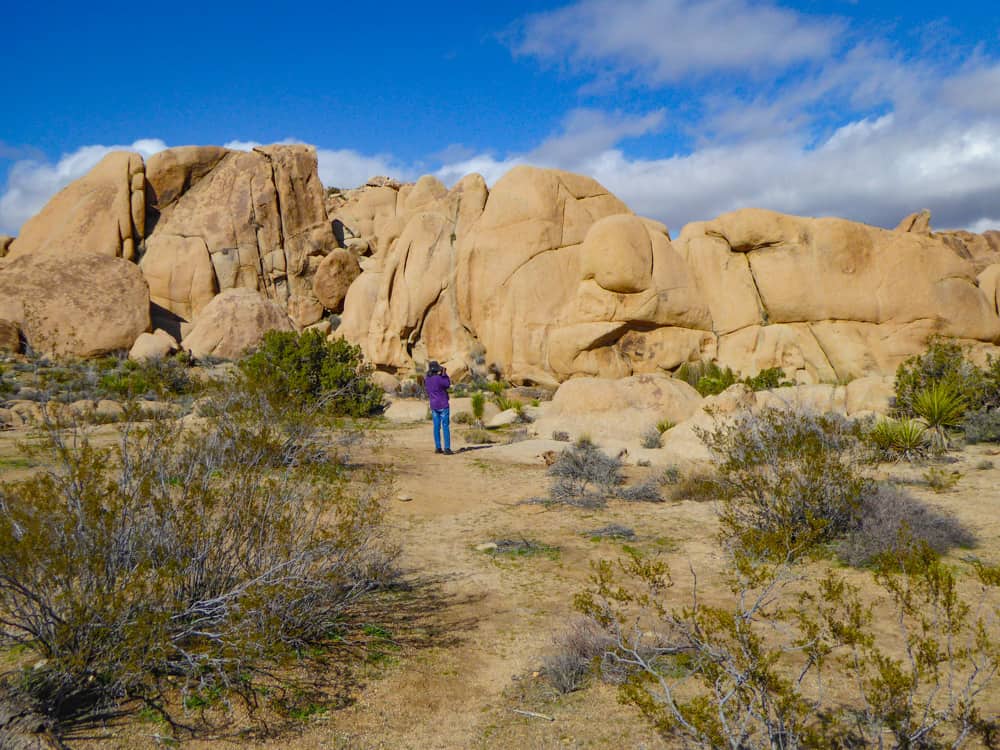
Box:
[435,448,443,454]
[443,449,454,455]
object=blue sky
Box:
[2,0,999,235]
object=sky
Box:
[1,0,999,236]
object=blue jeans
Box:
[432,407,451,451]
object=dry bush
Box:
[542,617,615,694]
[546,441,624,507]
[640,426,662,449]
[0,392,395,727]
[667,469,717,502]
[837,483,976,567]
[616,479,663,503]
[583,524,636,540]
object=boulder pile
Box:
[1,145,998,386]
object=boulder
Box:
[371,371,400,393]
[8,151,146,260]
[0,253,150,357]
[533,374,702,443]
[487,408,519,428]
[139,234,217,322]
[896,209,932,234]
[383,399,429,423]
[312,248,362,311]
[129,330,179,361]
[287,295,325,328]
[181,288,294,360]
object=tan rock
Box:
[845,375,895,416]
[895,209,932,234]
[0,319,20,352]
[979,264,1000,316]
[95,399,125,421]
[140,233,217,321]
[371,371,400,393]
[487,408,520,428]
[181,288,293,360]
[129,330,179,361]
[533,374,702,443]
[148,144,336,305]
[384,399,429,423]
[0,253,150,357]
[312,248,362,311]
[287,295,325,328]
[9,151,145,260]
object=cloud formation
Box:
[513,0,840,84]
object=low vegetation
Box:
[675,361,794,397]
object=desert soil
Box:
[2,419,999,749]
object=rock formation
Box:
[2,146,998,385]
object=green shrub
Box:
[238,330,384,417]
[695,364,738,396]
[696,408,872,556]
[742,366,793,391]
[894,337,987,415]
[470,391,486,422]
[923,466,962,493]
[0,396,395,725]
[655,418,674,433]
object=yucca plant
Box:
[913,382,967,450]
[868,418,928,461]
[470,391,486,427]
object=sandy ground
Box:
[2,418,999,749]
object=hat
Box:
[427,361,442,374]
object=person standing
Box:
[424,361,452,454]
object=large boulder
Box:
[181,288,293,360]
[0,253,150,357]
[8,152,146,261]
[532,374,702,443]
[312,248,361,311]
[0,319,19,353]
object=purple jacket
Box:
[424,373,451,410]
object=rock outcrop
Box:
[8,152,146,261]
[6,151,1000,383]
[0,253,150,357]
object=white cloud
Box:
[0,139,168,235]
[513,0,841,84]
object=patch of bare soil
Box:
[2,422,999,749]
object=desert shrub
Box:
[923,465,962,493]
[97,353,196,400]
[655,418,674,433]
[894,337,987,415]
[660,466,681,485]
[238,330,384,417]
[963,407,1000,444]
[697,408,872,556]
[866,416,929,461]
[463,428,497,444]
[542,617,615,694]
[576,545,1000,749]
[397,378,424,399]
[742,366,794,391]
[667,470,717,502]
[616,479,663,503]
[0,396,395,726]
[837,483,974,566]
[551,430,570,442]
[452,411,474,424]
[696,364,738,396]
[546,441,624,507]
[640,426,662,449]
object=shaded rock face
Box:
[0,253,150,357]
[143,145,337,324]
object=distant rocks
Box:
[181,288,294,360]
